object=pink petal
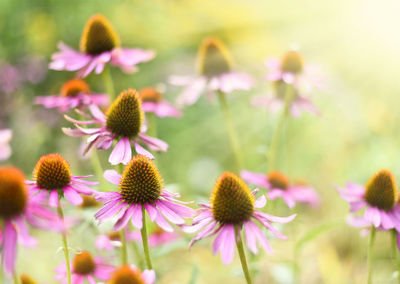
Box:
[213,224,236,265]
[109,137,132,165]
[240,170,270,189]
[104,170,121,185]
[3,221,17,274]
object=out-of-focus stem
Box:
[13,273,20,284]
[102,65,115,101]
[392,229,400,283]
[235,226,252,284]
[120,229,128,265]
[367,227,376,284]
[141,205,153,269]
[147,112,157,138]
[267,83,294,170]
[217,91,242,172]
[57,204,71,284]
[89,150,105,190]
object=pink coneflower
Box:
[170,37,253,107]
[0,166,62,274]
[35,78,109,112]
[55,251,114,284]
[337,169,400,233]
[63,89,168,164]
[49,14,155,78]
[139,87,182,118]
[184,172,296,269]
[108,265,155,284]
[241,170,320,208]
[251,81,319,117]
[0,129,12,161]
[95,155,193,233]
[26,153,97,207]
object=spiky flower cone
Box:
[197,37,232,77]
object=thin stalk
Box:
[120,229,128,265]
[89,150,105,190]
[140,205,153,269]
[217,91,242,172]
[131,239,144,268]
[367,227,376,284]
[392,229,400,283]
[235,226,252,284]
[13,273,20,284]
[57,204,71,284]
[103,65,115,101]
[267,83,294,171]
[147,112,157,138]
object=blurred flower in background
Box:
[139,87,182,118]
[0,129,12,161]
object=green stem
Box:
[392,229,400,283]
[367,227,376,284]
[13,273,20,284]
[120,229,128,265]
[103,65,115,101]
[235,226,252,284]
[89,150,105,190]
[140,205,153,269]
[131,239,144,268]
[147,112,157,138]
[57,204,71,284]
[267,83,294,171]
[217,91,242,172]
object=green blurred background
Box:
[2,0,400,283]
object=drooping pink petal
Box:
[174,76,207,107]
[364,206,381,227]
[109,137,132,165]
[130,204,143,229]
[134,141,154,159]
[213,224,236,265]
[142,269,156,284]
[104,170,122,185]
[138,133,168,152]
[114,205,136,231]
[3,221,17,274]
[63,187,84,206]
[240,170,270,189]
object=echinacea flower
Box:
[55,251,114,284]
[139,87,182,118]
[35,78,109,112]
[63,89,168,164]
[337,169,400,234]
[0,166,62,274]
[20,274,38,284]
[26,153,97,208]
[241,170,320,208]
[108,265,155,284]
[170,37,253,107]
[251,80,319,117]
[0,129,12,161]
[49,14,155,78]
[184,172,296,265]
[95,155,193,233]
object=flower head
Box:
[0,166,62,274]
[139,87,182,118]
[20,274,37,284]
[184,172,296,264]
[63,89,168,165]
[241,170,320,208]
[55,250,114,284]
[338,169,400,232]
[27,153,97,207]
[95,155,193,233]
[35,78,109,112]
[49,14,155,78]
[0,129,12,161]
[170,37,253,107]
[108,265,155,284]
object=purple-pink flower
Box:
[0,129,12,161]
[139,87,182,118]
[35,78,109,112]
[26,153,97,208]
[184,172,296,265]
[337,169,400,244]
[0,166,63,274]
[170,37,253,107]
[63,89,168,164]
[241,170,320,209]
[108,265,155,284]
[55,251,114,284]
[95,155,194,233]
[49,14,154,78]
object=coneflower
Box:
[26,154,98,284]
[20,274,37,284]
[95,155,193,269]
[108,265,155,284]
[337,169,400,283]
[49,14,155,78]
[0,166,62,276]
[0,128,12,161]
[184,172,296,284]
[63,89,168,165]
[241,169,320,208]
[139,87,182,118]
[170,37,253,108]
[55,250,114,283]
[35,78,109,112]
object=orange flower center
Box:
[33,153,71,191]
[281,51,303,74]
[108,265,146,284]
[139,87,163,103]
[73,251,96,275]
[0,167,27,219]
[60,79,90,97]
[365,169,397,211]
[267,171,290,190]
[197,37,232,77]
